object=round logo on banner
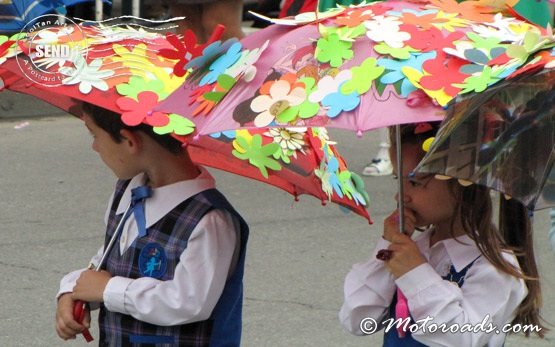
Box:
[16,15,88,87]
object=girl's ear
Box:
[119,129,142,153]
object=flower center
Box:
[269,100,289,116]
[279,130,292,141]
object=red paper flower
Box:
[158,31,206,77]
[403,25,464,53]
[0,40,14,58]
[421,52,468,97]
[117,91,169,127]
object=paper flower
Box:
[341,57,385,95]
[232,132,281,178]
[335,8,373,28]
[378,52,435,97]
[321,82,360,118]
[200,42,243,86]
[153,114,195,136]
[60,56,113,94]
[453,65,503,94]
[116,91,169,127]
[315,33,354,67]
[309,70,352,103]
[158,31,205,77]
[364,15,410,49]
[116,75,166,99]
[250,76,306,127]
[265,127,307,151]
[275,77,319,123]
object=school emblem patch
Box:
[138,243,167,279]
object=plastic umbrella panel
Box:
[416,68,555,210]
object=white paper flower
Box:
[364,15,410,48]
[60,56,114,94]
[225,40,269,82]
[250,79,306,127]
[265,127,307,151]
[308,69,351,103]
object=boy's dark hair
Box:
[82,103,183,154]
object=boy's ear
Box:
[119,129,142,153]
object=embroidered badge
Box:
[139,243,167,279]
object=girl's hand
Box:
[383,209,417,239]
[72,270,112,303]
[382,209,426,278]
[55,293,90,340]
[384,232,427,278]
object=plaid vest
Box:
[98,179,249,347]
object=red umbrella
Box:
[0,21,370,220]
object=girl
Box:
[339,123,544,346]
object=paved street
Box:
[0,115,554,346]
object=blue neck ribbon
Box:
[130,185,152,238]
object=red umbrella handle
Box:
[73,300,94,342]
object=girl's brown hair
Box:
[390,123,545,337]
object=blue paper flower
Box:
[378,51,435,97]
[209,130,237,139]
[322,82,360,118]
[200,42,243,86]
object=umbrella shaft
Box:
[93,203,132,271]
[395,124,405,233]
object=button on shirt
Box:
[58,168,240,326]
[339,228,527,347]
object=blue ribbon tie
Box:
[130,185,152,238]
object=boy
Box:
[55,103,249,346]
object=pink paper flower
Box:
[116,91,169,127]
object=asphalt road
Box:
[0,116,554,346]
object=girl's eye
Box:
[408,180,421,187]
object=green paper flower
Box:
[466,32,506,52]
[315,33,353,67]
[340,58,385,95]
[203,74,237,103]
[153,113,195,136]
[276,77,320,123]
[116,76,166,100]
[506,31,551,64]
[454,66,503,94]
[232,134,282,178]
[374,42,418,60]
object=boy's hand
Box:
[55,293,90,340]
[382,209,426,278]
[72,270,112,303]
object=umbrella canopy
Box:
[155,0,555,137]
[0,20,371,221]
[416,68,555,211]
[0,0,105,32]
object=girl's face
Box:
[393,143,457,229]
[83,114,138,180]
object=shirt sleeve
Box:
[395,253,528,347]
[102,209,239,326]
[339,238,397,335]
[57,246,105,299]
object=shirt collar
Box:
[413,228,482,272]
[116,167,216,227]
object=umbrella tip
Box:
[356,130,363,138]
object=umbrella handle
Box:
[73,300,94,342]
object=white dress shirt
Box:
[58,168,240,326]
[339,228,527,347]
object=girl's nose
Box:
[395,192,410,204]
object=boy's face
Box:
[83,114,138,180]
